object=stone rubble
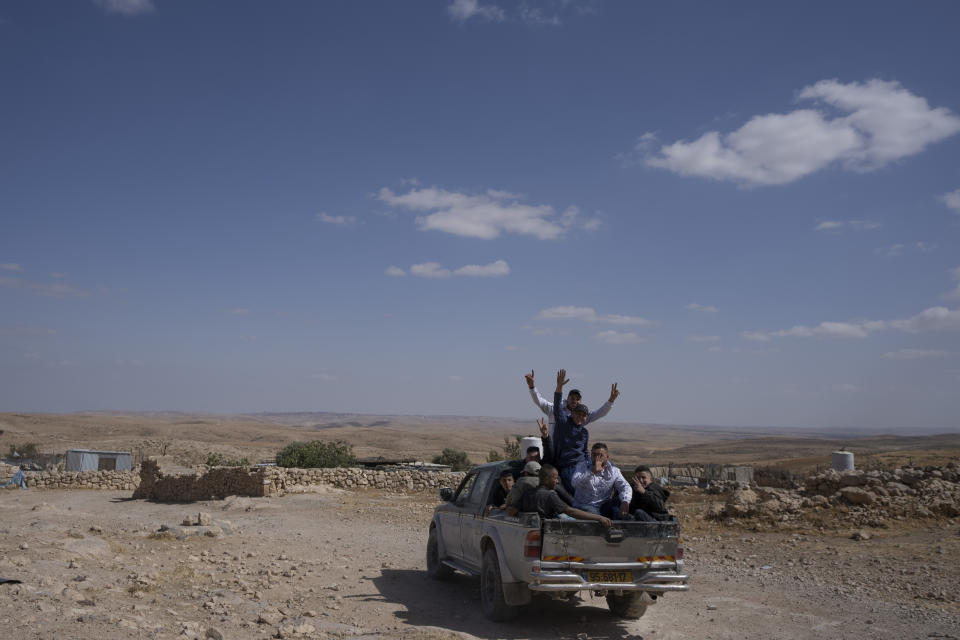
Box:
[711,461,960,527]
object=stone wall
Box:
[3,460,465,499]
[132,460,269,501]
[131,461,466,502]
[0,462,139,490]
[265,466,465,494]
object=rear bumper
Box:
[527,561,690,593]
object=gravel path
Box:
[1,489,958,639]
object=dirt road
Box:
[1,488,958,639]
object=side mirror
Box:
[439,488,454,502]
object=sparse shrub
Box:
[276,440,356,468]
[433,448,472,471]
[502,436,521,460]
[486,450,503,462]
[205,452,250,467]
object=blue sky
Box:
[2,0,959,431]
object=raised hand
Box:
[525,370,535,389]
[556,369,569,389]
[537,417,548,437]
[609,382,620,403]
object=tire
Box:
[426,527,453,580]
[606,592,649,619]
[480,547,520,621]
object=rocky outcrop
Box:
[712,461,960,524]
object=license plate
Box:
[586,571,631,583]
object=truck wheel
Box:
[606,592,648,619]
[426,528,453,580]
[480,547,520,621]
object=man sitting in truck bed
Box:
[571,442,632,520]
[505,460,541,510]
[515,463,612,528]
[628,465,672,521]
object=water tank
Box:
[520,436,543,461]
[831,450,854,471]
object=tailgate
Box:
[530,519,688,593]
[541,520,680,564]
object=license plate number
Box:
[586,571,631,583]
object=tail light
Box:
[524,530,541,558]
[676,546,684,560]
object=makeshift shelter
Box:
[65,449,132,472]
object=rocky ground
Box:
[1,485,959,640]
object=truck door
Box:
[459,469,493,569]
[438,472,477,560]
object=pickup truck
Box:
[426,461,690,621]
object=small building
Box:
[65,449,132,472]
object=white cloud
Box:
[378,186,574,240]
[644,79,960,187]
[537,306,654,326]
[316,212,356,225]
[409,262,451,278]
[814,219,881,232]
[886,307,960,333]
[688,335,721,342]
[915,241,936,253]
[746,306,960,341]
[0,276,89,298]
[592,330,646,345]
[312,373,338,382]
[0,263,22,271]
[685,302,718,313]
[875,243,904,258]
[522,325,572,336]
[93,0,155,16]
[520,5,561,26]
[814,220,844,231]
[453,259,510,277]
[447,0,504,23]
[943,266,960,301]
[882,349,953,360]
[583,217,603,231]
[50,272,66,278]
[398,260,510,279]
[940,189,960,213]
[226,308,249,315]
[448,375,464,382]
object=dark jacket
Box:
[629,481,671,520]
[552,391,589,469]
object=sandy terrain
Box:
[2,485,959,640]
[3,411,959,472]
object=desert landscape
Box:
[1,412,959,639]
